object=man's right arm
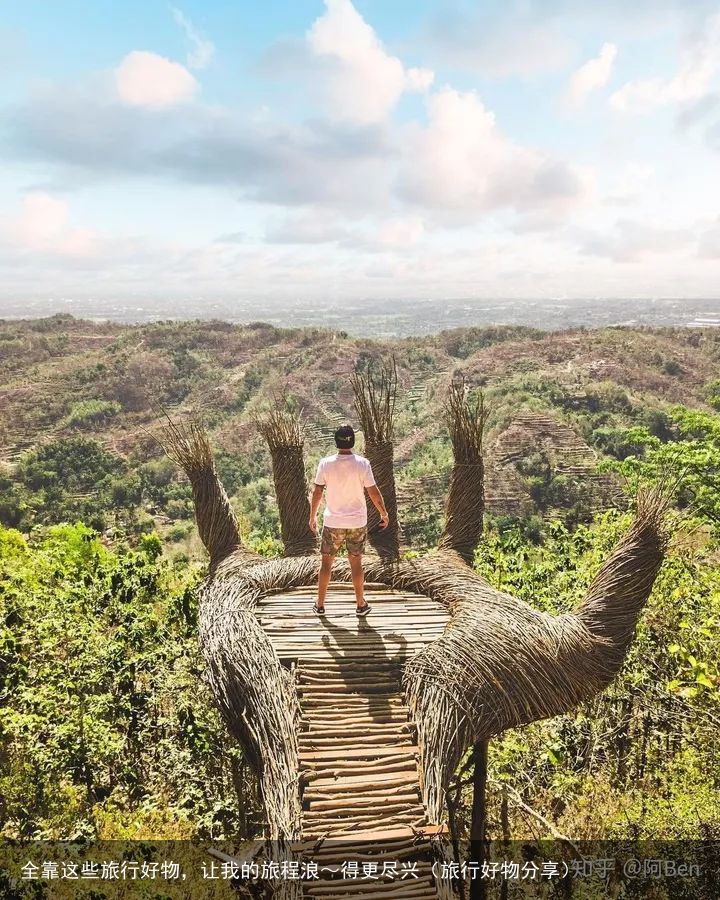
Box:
[309,460,326,533]
[309,483,324,533]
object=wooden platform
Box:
[255,583,450,899]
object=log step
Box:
[255,583,447,899]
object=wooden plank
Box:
[302,722,413,735]
[275,651,421,659]
[308,772,419,790]
[265,643,435,652]
[300,696,404,707]
[299,746,418,761]
[306,792,421,811]
[300,661,405,670]
[304,807,427,826]
[265,624,444,631]
[295,824,444,845]
[304,878,435,898]
[257,581,441,895]
[265,628,437,635]
[300,712,409,722]
[300,738,413,751]
[299,681,403,691]
[259,612,445,619]
[302,760,418,779]
[262,605,437,611]
[303,811,427,830]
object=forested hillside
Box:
[1,314,718,844]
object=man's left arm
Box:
[364,460,389,529]
[366,485,389,528]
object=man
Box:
[308,424,389,616]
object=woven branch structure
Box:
[162,371,670,839]
[438,377,487,564]
[255,406,316,557]
[351,359,401,561]
[158,418,247,568]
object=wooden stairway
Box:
[256,583,450,899]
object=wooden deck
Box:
[255,582,450,899]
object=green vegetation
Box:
[0,438,131,532]
[0,524,252,840]
[599,406,720,531]
[63,398,121,428]
[474,511,720,839]
[0,315,718,844]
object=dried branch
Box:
[254,402,316,557]
[439,376,489,564]
[156,414,242,566]
[351,358,400,560]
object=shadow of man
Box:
[319,616,408,723]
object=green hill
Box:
[1,314,719,550]
[0,314,718,847]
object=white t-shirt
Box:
[314,452,376,528]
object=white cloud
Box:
[567,43,617,107]
[577,218,692,262]
[605,162,655,205]
[430,15,575,79]
[263,210,425,253]
[399,88,588,215]
[610,12,720,113]
[697,216,720,257]
[307,0,433,123]
[4,191,98,256]
[115,51,197,108]
[171,7,215,69]
[264,210,351,244]
[376,217,425,249]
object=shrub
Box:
[64,399,121,428]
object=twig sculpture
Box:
[160,363,669,840]
[351,359,401,560]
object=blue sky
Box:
[2,0,720,306]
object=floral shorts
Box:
[320,525,367,557]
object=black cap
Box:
[334,424,355,448]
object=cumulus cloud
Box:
[2,0,590,263]
[427,9,575,79]
[399,88,587,215]
[567,43,617,107]
[375,217,425,249]
[577,219,691,262]
[610,11,720,113]
[3,191,98,256]
[675,92,720,129]
[5,83,394,207]
[263,211,426,253]
[697,216,720,257]
[171,7,215,69]
[425,1,712,79]
[115,50,197,108]
[5,76,588,225]
[605,162,655,206]
[307,0,433,123]
[264,210,353,244]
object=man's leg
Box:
[317,526,340,610]
[317,553,334,609]
[347,527,368,609]
[348,552,365,608]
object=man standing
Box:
[309,424,389,616]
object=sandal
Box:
[356,602,371,617]
[312,603,326,615]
